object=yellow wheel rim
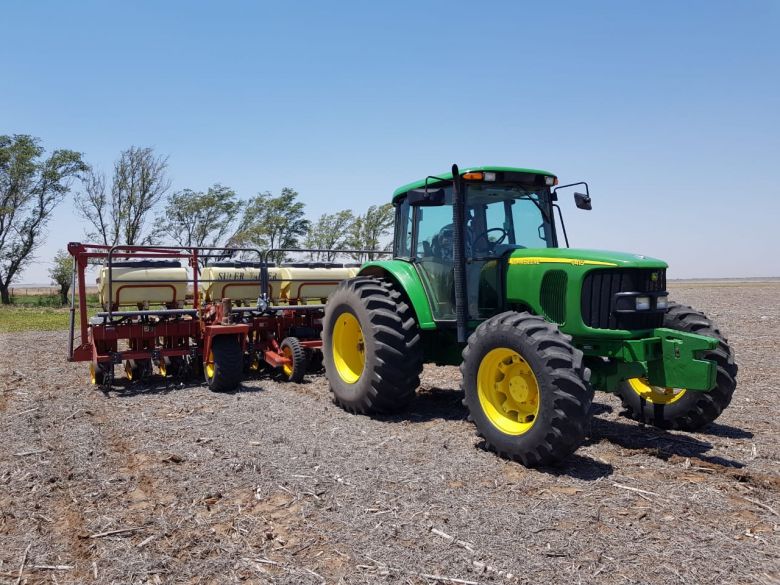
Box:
[124,361,134,381]
[249,355,261,371]
[159,361,168,377]
[282,346,294,378]
[477,347,540,435]
[628,377,687,404]
[89,363,97,385]
[332,312,365,384]
[205,351,215,380]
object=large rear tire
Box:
[617,303,737,430]
[461,311,593,467]
[322,277,422,413]
[204,335,243,392]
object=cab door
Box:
[411,188,456,321]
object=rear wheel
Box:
[322,277,422,413]
[204,335,243,392]
[461,311,593,467]
[280,337,307,383]
[617,303,737,430]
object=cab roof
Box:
[392,166,556,199]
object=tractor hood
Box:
[501,247,669,340]
[507,248,668,270]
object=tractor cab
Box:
[393,167,559,321]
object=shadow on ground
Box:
[393,386,468,422]
[590,414,747,469]
[697,422,754,439]
[100,374,266,398]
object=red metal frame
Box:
[67,242,327,381]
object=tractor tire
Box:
[204,335,243,392]
[280,337,307,383]
[322,276,422,413]
[616,303,737,431]
[461,311,593,467]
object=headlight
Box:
[656,295,669,310]
[635,296,651,311]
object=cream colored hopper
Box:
[97,261,188,309]
[200,262,282,302]
[281,263,361,301]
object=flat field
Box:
[0,282,778,584]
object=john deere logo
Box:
[650,272,659,282]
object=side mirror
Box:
[408,188,445,207]
[574,192,592,210]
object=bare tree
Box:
[0,135,86,304]
[75,146,170,246]
[76,168,114,245]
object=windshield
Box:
[465,183,555,257]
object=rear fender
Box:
[359,261,435,329]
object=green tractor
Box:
[321,165,738,466]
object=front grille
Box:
[540,270,567,324]
[581,268,666,330]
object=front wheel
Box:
[461,311,593,467]
[204,335,243,392]
[617,303,737,430]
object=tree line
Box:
[0,134,394,304]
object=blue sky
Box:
[3,0,778,282]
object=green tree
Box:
[304,210,354,261]
[159,184,240,263]
[348,203,394,262]
[230,187,309,264]
[75,146,170,246]
[0,135,86,304]
[49,249,73,304]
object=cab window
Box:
[393,198,412,258]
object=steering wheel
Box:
[471,228,508,253]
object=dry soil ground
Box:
[1,283,778,585]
